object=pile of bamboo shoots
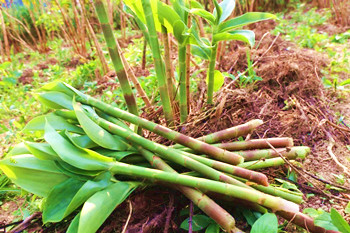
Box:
[0,82,335,233]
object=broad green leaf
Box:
[0,155,69,197]
[205,223,220,233]
[24,142,58,160]
[73,101,128,151]
[44,121,113,170]
[314,212,339,231]
[172,0,187,22]
[157,1,182,33]
[66,213,80,233]
[23,113,84,134]
[190,9,215,25]
[250,213,278,233]
[36,91,73,110]
[191,45,210,60]
[213,30,255,46]
[330,208,350,233]
[55,160,103,178]
[78,182,137,233]
[206,70,225,92]
[6,142,30,156]
[218,12,276,33]
[340,79,350,86]
[180,214,212,231]
[41,81,75,97]
[43,173,111,223]
[66,133,98,149]
[242,208,260,226]
[218,0,235,23]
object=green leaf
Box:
[0,155,69,197]
[78,182,137,233]
[180,215,212,231]
[73,101,128,151]
[213,30,255,46]
[330,208,350,233]
[217,0,235,23]
[23,113,84,134]
[213,0,222,25]
[157,0,182,33]
[66,134,98,149]
[205,223,220,233]
[173,20,187,45]
[206,70,225,92]
[251,213,278,233]
[55,160,103,178]
[339,79,350,86]
[24,142,58,160]
[191,45,210,60]
[218,12,276,33]
[190,0,204,9]
[41,81,75,96]
[43,173,111,223]
[96,149,138,161]
[6,142,30,156]
[66,213,80,233]
[345,202,350,214]
[44,121,113,171]
[242,208,260,226]
[314,212,339,231]
[190,8,215,25]
[36,91,73,110]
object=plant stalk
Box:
[207,43,218,104]
[93,0,139,116]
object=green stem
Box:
[141,0,174,126]
[207,43,218,104]
[238,157,290,170]
[109,162,300,213]
[74,93,244,165]
[91,114,247,188]
[93,0,139,116]
[179,45,188,123]
[137,147,239,232]
[235,147,310,161]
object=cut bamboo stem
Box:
[235,146,310,161]
[137,147,239,232]
[72,90,244,165]
[109,162,300,213]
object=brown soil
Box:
[18,69,34,85]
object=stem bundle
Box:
[1,82,326,232]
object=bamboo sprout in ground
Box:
[93,0,139,116]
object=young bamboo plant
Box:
[188,0,276,104]
[93,0,139,117]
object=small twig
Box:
[325,131,350,176]
[7,212,41,233]
[188,201,193,233]
[121,200,133,233]
[164,195,174,233]
[294,167,350,192]
[265,140,330,198]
